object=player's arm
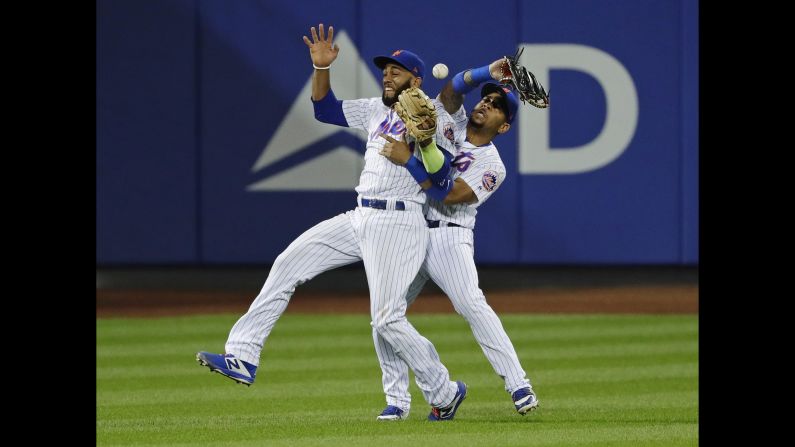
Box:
[412,116,452,187]
[302,24,338,100]
[394,160,474,205]
[439,58,507,113]
[438,81,464,115]
[417,175,476,204]
[302,24,349,126]
[442,178,477,205]
[378,132,455,201]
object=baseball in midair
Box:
[432,63,449,79]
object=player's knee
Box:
[451,292,491,318]
[371,316,404,335]
[371,319,388,334]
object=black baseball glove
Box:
[496,47,550,109]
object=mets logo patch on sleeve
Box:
[443,123,455,144]
[481,171,498,191]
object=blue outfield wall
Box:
[96,0,699,265]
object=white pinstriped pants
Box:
[373,226,531,411]
[225,205,458,407]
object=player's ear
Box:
[497,122,510,134]
[413,76,422,88]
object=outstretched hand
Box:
[302,23,339,68]
[378,132,412,165]
[490,57,510,82]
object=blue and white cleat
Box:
[428,381,467,421]
[377,405,409,421]
[511,387,539,415]
[196,352,257,386]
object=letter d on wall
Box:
[519,44,638,174]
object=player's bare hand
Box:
[302,23,339,68]
[490,57,510,81]
[378,132,411,165]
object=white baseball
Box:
[432,63,449,79]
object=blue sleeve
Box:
[406,154,454,201]
[406,155,454,201]
[405,156,430,184]
[427,151,452,188]
[425,177,454,201]
[451,64,491,94]
[312,89,348,127]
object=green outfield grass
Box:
[97,313,698,446]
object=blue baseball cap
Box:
[481,83,519,124]
[373,49,425,79]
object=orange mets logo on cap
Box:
[392,50,402,56]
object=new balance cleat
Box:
[428,381,467,421]
[196,352,257,386]
[376,405,409,421]
[511,387,539,415]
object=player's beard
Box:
[468,115,485,130]
[382,79,412,107]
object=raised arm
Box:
[438,58,507,113]
[302,23,349,127]
[302,23,340,101]
[438,81,464,115]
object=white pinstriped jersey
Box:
[342,98,457,204]
[423,104,507,229]
[373,104,532,410]
[222,92,464,410]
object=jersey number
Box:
[452,151,475,172]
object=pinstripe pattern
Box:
[360,207,455,406]
[373,265,430,411]
[449,103,468,127]
[425,138,507,229]
[343,98,424,202]
[374,124,532,412]
[226,212,361,365]
[224,96,461,408]
[425,228,529,393]
[375,227,532,409]
[341,97,458,203]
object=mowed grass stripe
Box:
[99,377,696,410]
[97,313,695,337]
[98,340,696,372]
[98,358,696,389]
[98,420,697,447]
[98,381,695,414]
[97,314,368,338]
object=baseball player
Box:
[372,58,539,420]
[196,24,468,421]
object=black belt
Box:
[427,220,461,228]
[360,198,405,211]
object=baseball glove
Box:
[394,87,437,141]
[496,47,550,108]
